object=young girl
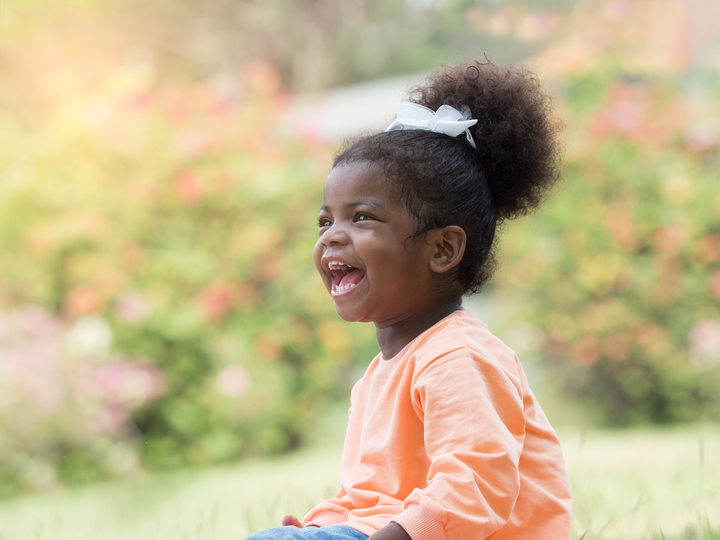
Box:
[248,59,572,540]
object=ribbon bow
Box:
[385,102,478,149]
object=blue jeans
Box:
[246,525,368,540]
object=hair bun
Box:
[408,59,564,221]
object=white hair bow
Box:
[385,102,478,149]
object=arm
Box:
[300,480,358,527]
[368,523,411,540]
[394,350,526,540]
[299,391,361,528]
[281,484,353,528]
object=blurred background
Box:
[1,0,720,538]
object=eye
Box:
[318,216,332,228]
[355,213,375,222]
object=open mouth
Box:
[327,261,366,295]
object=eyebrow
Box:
[320,197,386,213]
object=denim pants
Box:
[246,525,368,540]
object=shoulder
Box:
[408,310,519,372]
[350,352,381,401]
[403,310,526,404]
[405,312,527,420]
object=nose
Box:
[319,221,350,247]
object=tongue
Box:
[339,268,365,288]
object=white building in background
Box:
[689,0,720,71]
[287,0,720,146]
[287,73,424,143]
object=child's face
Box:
[313,163,438,326]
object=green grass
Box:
[565,425,720,540]
[0,443,343,540]
[0,421,718,540]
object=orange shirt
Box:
[303,310,572,540]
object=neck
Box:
[375,297,463,359]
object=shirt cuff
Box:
[391,504,446,540]
[304,511,349,528]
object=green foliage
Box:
[497,69,720,424]
[3,0,720,495]
[0,0,575,99]
[0,60,376,491]
[484,0,720,427]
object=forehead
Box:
[322,163,396,206]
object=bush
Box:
[494,0,720,424]
[0,60,377,492]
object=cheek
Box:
[312,241,326,277]
[312,241,321,267]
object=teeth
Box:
[333,282,358,293]
[327,262,351,272]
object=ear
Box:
[426,225,466,274]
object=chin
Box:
[334,308,360,323]
[333,304,367,323]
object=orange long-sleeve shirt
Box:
[303,310,572,540]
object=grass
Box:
[565,425,720,540]
[0,443,343,540]
[0,418,718,540]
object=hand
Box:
[282,515,303,527]
[368,523,411,540]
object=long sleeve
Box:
[298,311,571,540]
[392,349,526,540]
[304,400,359,527]
[303,484,356,527]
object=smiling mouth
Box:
[327,262,366,295]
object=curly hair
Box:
[333,59,564,294]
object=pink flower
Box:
[571,335,600,366]
[199,284,237,321]
[689,321,720,371]
[86,360,167,408]
[215,366,250,398]
[89,404,130,436]
[115,292,151,324]
[175,170,204,205]
[1,306,168,443]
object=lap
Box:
[246,525,368,540]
